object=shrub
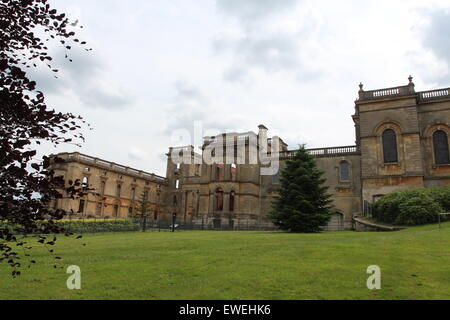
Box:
[372,186,450,225]
[396,196,441,225]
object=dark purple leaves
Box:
[0,0,89,276]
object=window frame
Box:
[432,129,450,165]
[382,128,399,164]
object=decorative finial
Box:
[359,82,363,91]
[408,75,413,83]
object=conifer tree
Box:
[269,145,333,232]
[133,190,152,218]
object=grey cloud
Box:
[28,47,131,110]
[420,9,450,84]
[422,10,450,63]
[234,34,300,72]
[215,30,322,82]
[214,0,321,82]
[79,87,130,109]
[216,0,298,22]
[164,81,242,143]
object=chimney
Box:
[258,124,268,152]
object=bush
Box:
[396,196,441,225]
[372,186,450,225]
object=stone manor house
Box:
[50,77,450,230]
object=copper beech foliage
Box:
[0,0,91,276]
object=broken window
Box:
[229,191,235,212]
[215,187,224,211]
[215,164,224,181]
[82,176,89,190]
[116,184,121,197]
[231,163,237,181]
[78,199,85,213]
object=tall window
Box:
[433,130,450,164]
[231,163,237,181]
[382,129,398,163]
[339,161,350,182]
[131,187,136,200]
[100,181,106,195]
[82,176,89,190]
[113,204,119,217]
[215,187,224,211]
[96,202,102,215]
[229,191,235,212]
[215,164,224,181]
[78,199,85,213]
[116,184,121,197]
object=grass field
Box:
[0,222,449,300]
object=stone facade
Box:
[49,152,167,219]
[50,77,450,231]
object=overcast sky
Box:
[34,0,450,176]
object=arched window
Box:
[339,161,350,182]
[382,129,398,163]
[433,130,450,164]
[113,204,119,217]
[215,187,224,211]
[229,191,235,212]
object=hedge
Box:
[0,219,142,235]
[58,219,141,233]
[372,186,450,225]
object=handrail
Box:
[358,85,413,101]
[277,145,359,159]
[418,88,450,102]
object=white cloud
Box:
[32,0,450,176]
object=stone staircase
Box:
[353,216,406,232]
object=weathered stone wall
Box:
[49,152,167,219]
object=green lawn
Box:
[1,222,450,300]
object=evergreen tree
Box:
[269,145,333,232]
[133,190,152,218]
